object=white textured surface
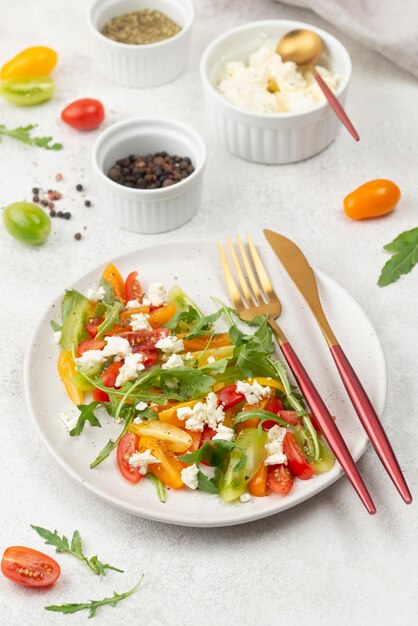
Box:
[0,0,417,625]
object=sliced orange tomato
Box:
[148,304,176,328]
[235,398,269,433]
[102,263,125,304]
[57,350,84,405]
[158,399,201,428]
[139,436,184,489]
[119,306,150,322]
[182,333,232,351]
[186,430,201,451]
[104,324,130,336]
[248,462,267,497]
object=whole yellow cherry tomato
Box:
[1,46,57,80]
[344,179,401,220]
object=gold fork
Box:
[218,234,376,514]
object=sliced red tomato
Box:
[198,426,217,465]
[283,432,315,480]
[101,361,123,388]
[261,396,286,429]
[1,546,61,588]
[117,433,142,483]
[93,387,110,403]
[76,338,106,357]
[86,317,104,338]
[117,328,169,353]
[267,465,294,495]
[140,350,159,367]
[124,271,143,302]
[216,385,245,409]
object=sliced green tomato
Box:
[70,372,95,391]
[218,427,267,503]
[0,76,55,106]
[167,285,203,331]
[130,421,192,453]
[293,427,335,473]
[2,202,50,245]
[60,291,90,352]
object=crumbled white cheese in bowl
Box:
[217,43,339,115]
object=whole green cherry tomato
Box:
[1,46,57,80]
[218,427,267,502]
[0,76,55,106]
[2,202,51,245]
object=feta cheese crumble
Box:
[218,43,340,114]
[129,450,160,475]
[126,299,141,309]
[102,336,132,358]
[76,349,106,371]
[212,424,236,442]
[240,493,251,503]
[177,392,225,432]
[136,401,148,412]
[87,286,106,301]
[236,379,271,405]
[59,412,78,432]
[147,282,168,307]
[181,464,200,490]
[162,354,184,370]
[53,330,62,344]
[207,356,216,364]
[155,335,184,354]
[130,312,152,331]
[115,353,145,386]
[264,425,287,466]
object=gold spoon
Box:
[277,29,359,141]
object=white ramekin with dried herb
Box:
[88,0,194,88]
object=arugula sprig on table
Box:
[378,227,418,286]
[31,525,123,576]
[0,123,63,150]
[45,575,144,618]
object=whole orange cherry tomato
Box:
[1,46,57,80]
[344,179,401,220]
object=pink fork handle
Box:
[312,68,360,141]
[280,341,376,514]
[330,344,412,504]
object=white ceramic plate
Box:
[24,240,387,527]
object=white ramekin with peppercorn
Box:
[92,117,206,233]
[88,0,194,88]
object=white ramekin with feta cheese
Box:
[200,20,352,164]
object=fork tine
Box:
[246,233,275,299]
[218,241,245,310]
[236,235,265,304]
[227,238,253,305]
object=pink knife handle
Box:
[280,341,375,514]
[330,344,412,504]
[312,68,360,141]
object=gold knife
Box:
[264,229,412,504]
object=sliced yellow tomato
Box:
[139,436,184,489]
[102,263,125,304]
[182,333,232,351]
[250,377,285,393]
[130,421,192,452]
[149,304,176,329]
[158,399,202,428]
[57,350,84,405]
[188,345,234,367]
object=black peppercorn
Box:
[74,232,82,240]
[76,184,83,192]
[84,200,91,207]
[107,152,195,190]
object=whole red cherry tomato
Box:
[61,98,105,131]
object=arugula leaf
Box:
[96,301,123,339]
[165,305,202,331]
[50,320,62,332]
[233,409,290,428]
[45,575,143,617]
[178,440,247,471]
[183,310,223,339]
[70,401,101,437]
[60,290,90,351]
[99,278,116,303]
[378,227,418,286]
[0,124,63,150]
[146,473,166,502]
[31,525,123,576]
[197,471,219,494]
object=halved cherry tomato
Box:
[1,47,57,80]
[1,546,60,587]
[182,333,231,351]
[139,436,183,489]
[86,317,104,338]
[61,98,105,131]
[148,305,176,329]
[57,350,84,405]
[124,271,143,302]
[117,433,142,483]
[216,384,245,409]
[101,361,123,388]
[248,462,268,497]
[102,264,125,304]
[344,179,401,220]
[93,387,110,403]
[267,465,294,494]
[76,338,105,357]
[283,432,314,480]
[117,328,168,353]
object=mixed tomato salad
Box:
[53,264,334,504]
